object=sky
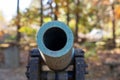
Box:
[0,0,32,22]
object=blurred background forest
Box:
[0,0,120,80]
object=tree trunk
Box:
[49,1,54,20]
[96,0,101,28]
[111,3,116,48]
[67,0,70,25]
[54,2,58,20]
[74,0,79,43]
[16,0,21,42]
[40,0,43,26]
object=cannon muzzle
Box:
[36,21,74,71]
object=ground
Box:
[0,67,26,80]
[86,48,120,80]
[0,47,120,80]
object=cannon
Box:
[26,21,87,80]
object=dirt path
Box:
[0,67,26,80]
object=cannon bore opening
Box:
[43,27,67,51]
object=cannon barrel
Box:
[36,21,74,71]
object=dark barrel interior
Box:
[43,27,67,51]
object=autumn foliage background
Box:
[0,0,120,80]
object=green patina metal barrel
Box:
[36,21,74,71]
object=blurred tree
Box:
[40,0,43,26]
[16,0,21,42]
[10,0,120,44]
[110,0,116,48]
[0,11,5,22]
[74,0,80,42]
[11,8,40,27]
[48,0,54,20]
[0,11,6,33]
[19,26,36,37]
[114,4,120,20]
[54,0,59,20]
[66,0,70,25]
